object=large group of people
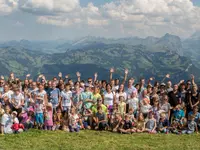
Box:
[0,69,199,135]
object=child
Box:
[145,112,157,134]
[152,98,160,124]
[158,113,169,133]
[61,112,69,132]
[44,103,53,130]
[11,111,24,133]
[136,113,145,133]
[127,91,139,117]
[160,95,171,120]
[35,99,44,129]
[169,121,181,134]
[0,103,4,134]
[110,113,122,132]
[182,115,198,134]
[140,98,152,120]
[52,108,62,131]
[118,96,126,119]
[172,104,185,128]
[82,106,92,129]
[94,106,108,131]
[119,114,133,134]
[69,107,80,132]
[60,83,73,116]
[128,108,136,126]
[24,108,35,129]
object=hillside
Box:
[0,33,200,82]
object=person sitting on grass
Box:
[1,105,13,135]
[172,104,185,128]
[182,115,198,134]
[81,105,92,130]
[11,111,24,134]
[119,114,134,134]
[158,113,170,134]
[145,111,157,134]
[52,108,62,131]
[69,107,80,132]
[136,113,145,133]
[110,113,122,132]
[94,106,108,131]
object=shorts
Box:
[108,105,113,114]
[62,106,71,112]
[35,113,44,124]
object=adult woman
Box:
[102,84,116,114]
[115,84,127,104]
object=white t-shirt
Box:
[61,90,72,107]
[2,90,13,102]
[11,93,24,108]
[115,92,127,103]
[140,104,152,114]
[104,92,115,106]
[1,113,13,134]
[127,97,139,110]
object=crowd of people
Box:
[0,69,199,135]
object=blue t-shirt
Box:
[173,109,185,120]
[188,111,200,123]
[49,88,60,105]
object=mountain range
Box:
[0,32,200,82]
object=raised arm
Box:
[122,69,128,85]
[58,72,62,80]
[191,74,196,86]
[63,74,69,82]
[109,68,114,82]
[94,72,98,83]
[26,74,31,80]
[76,72,81,82]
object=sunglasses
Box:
[88,81,92,82]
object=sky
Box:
[0,0,200,41]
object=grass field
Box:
[0,130,199,150]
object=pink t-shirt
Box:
[44,110,53,126]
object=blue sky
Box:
[0,0,199,41]
[192,0,200,6]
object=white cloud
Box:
[0,0,18,15]
[18,0,80,14]
[1,0,200,38]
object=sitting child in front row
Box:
[182,115,198,134]
[119,114,133,134]
[69,107,80,132]
[158,113,169,133]
[94,106,108,131]
[136,113,145,133]
[145,111,157,134]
